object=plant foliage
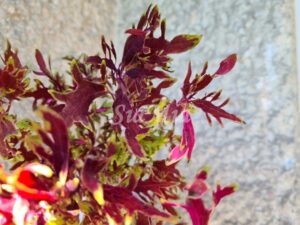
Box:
[0,5,244,225]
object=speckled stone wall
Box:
[1,0,299,224]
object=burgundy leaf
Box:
[156,78,176,90]
[26,108,69,185]
[0,114,15,157]
[50,62,106,126]
[135,176,177,200]
[81,156,106,206]
[122,35,144,66]
[192,75,213,93]
[147,70,170,79]
[144,37,168,52]
[200,62,208,76]
[101,35,107,55]
[3,41,22,68]
[164,100,182,121]
[104,185,170,219]
[125,129,145,158]
[160,18,166,39]
[214,54,237,75]
[86,55,116,71]
[213,184,236,206]
[0,44,28,101]
[125,29,147,37]
[192,99,245,126]
[164,34,202,54]
[182,62,192,97]
[35,49,51,76]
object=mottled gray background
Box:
[1,0,299,224]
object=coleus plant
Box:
[0,4,244,225]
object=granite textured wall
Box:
[1,0,299,224]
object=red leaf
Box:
[144,37,168,52]
[101,35,107,55]
[125,129,145,158]
[211,90,222,102]
[86,55,116,71]
[16,164,56,202]
[27,108,69,185]
[167,146,188,166]
[213,184,236,206]
[156,78,176,91]
[125,29,147,37]
[0,114,15,157]
[182,62,192,97]
[135,176,177,200]
[81,156,106,206]
[137,13,147,30]
[0,44,28,101]
[164,34,202,54]
[195,169,208,180]
[3,41,22,68]
[192,75,213,93]
[192,99,245,125]
[168,111,195,164]
[214,54,237,75]
[186,169,210,198]
[147,70,170,79]
[164,199,211,225]
[126,67,145,78]
[164,100,182,121]
[160,18,166,39]
[35,49,51,76]
[104,185,170,219]
[50,62,106,126]
[200,61,208,76]
[122,35,144,66]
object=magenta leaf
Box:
[168,111,195,164]
[213,184,236,206]
[165,170,236,225]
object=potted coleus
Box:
[0,5,244,225]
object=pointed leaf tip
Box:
[165,34,203,54]
[93,185,105,206]
[167,111,195,164]
[215,54,237,75]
